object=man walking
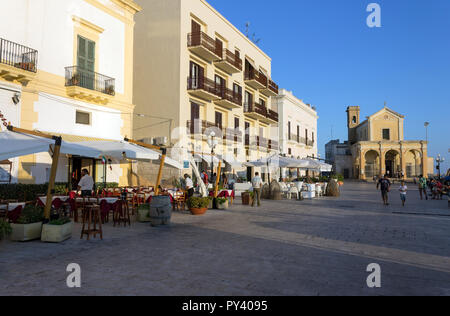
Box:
[377,174,391,206]
[251,172,263,207]
[418,174,428,200]
[184,174,194,199]
[78,169,94,197]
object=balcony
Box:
[261,79,279,97]
[214,49,242,74]
[244,70,267,90]
[244,101,267,121]
[65,66,115,104]
[187,76,221,101]
[306,139,315,148]
[266,109,279,124]
[187,32,222,62]
[214,87,242,110]
[268,139,279,150]
[251,136,268,150]
[0,38,38,85]
[187,120,218,137]
[223,128,242,144]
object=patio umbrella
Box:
[0,130,102,160]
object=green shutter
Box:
[77,36,95,71]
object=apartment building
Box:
[272,89,318,177]
[0,0,141,185]
[133,0,280,181]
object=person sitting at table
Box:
[78,169,94,197]
[184,174,194,198]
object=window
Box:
[76,111,90,125]
[233,83,242,97]
[352,116,357,124]
[288,121,291,140]
[382,129,390,140]
[288,148,292,155]
[215,111,223,130]
[297,125,300,143]
[77,36,95,71]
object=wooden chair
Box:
[80,200,103,241]
[113,200,131,227]
[173,190,187,212]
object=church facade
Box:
[327,106,431,180]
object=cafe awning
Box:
[0,130,102,161]
[76,140,183,169]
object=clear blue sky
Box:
[208,0,450,174]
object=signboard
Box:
[183,161,190,169]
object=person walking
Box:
[399,180,408,207]
[184,174,194,199]
[78,169,94,197]
[251,172,263,207]
[377,174,391,206]
[418,175,428,200]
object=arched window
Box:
[352,116,357,124]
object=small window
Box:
[288,148,292,155]
[76,111,91,125]
[352,116,357,124]
[382,129,390,140]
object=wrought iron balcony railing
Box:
[221,49,242,71]
[268,79,279,95]
[0,38,38,72]
[188,32,222,58]
[65,66,115,96]
[187,76,222,98]
[244,70,268,88]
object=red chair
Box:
[7,205,23,223]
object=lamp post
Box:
[207,131,217,184]
[436,154,445,180]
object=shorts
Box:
[381,190,388,198]
[400,194,406,202]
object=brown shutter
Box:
[192,20,201,33]
[215,39,223,58]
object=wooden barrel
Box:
[149,196,172,226]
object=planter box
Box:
[190,208,208,216]
[10,222,43,242]
[217,200,229,210]
[241,192,253,205]
[41,222,73,243]
[137,207,151,223]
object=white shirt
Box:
[399,185,407,195]
[252,176,262,188]
[185,177,194,189]
[78,175,94,191]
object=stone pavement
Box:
[0,181,449,296]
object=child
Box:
[399,181,408,207]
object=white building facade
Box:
[272,89,318,177]
[0,0,141,185]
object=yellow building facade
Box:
[0,0,141,186]
[347,106,430,180]
[133,0,280,183]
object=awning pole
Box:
[214,161,222,198]
[155,148,166,196]
[44,137,62,220]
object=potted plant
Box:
[71,73,80,86]
[137,203,151,223]
[216,197,229,210]
[187,197,210,216]
[10,205,44,242]
[0,219,12,243]
[241,190,254,205]
[41,217,72,243]
[207,196,214,209]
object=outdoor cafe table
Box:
[37,196,70,206]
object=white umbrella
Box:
[0,130,102,160]
[220,154,243,168]
[77,140,183,169]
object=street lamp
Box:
[436,154,445,180]
[424,122,430,143]
[207,131,218,184]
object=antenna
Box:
[245,22,262,45]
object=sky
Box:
[207,0,450,174]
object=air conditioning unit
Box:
[153,137,168,146]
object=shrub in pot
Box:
[187,197,210,215]
[0,219,12,242]
[216,198,229,210]
[41,217,72,243]
[11,205,44,242]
